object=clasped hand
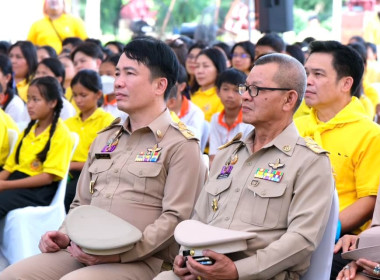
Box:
[172,249,238,280]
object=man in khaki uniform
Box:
[155,53,334,280]
[0,38,207,279]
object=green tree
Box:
[100,0,123,35]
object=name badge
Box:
[95,153,111,159]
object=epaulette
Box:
[97,117,122,134]
[218,132,243,150]
[304,137,328,154]
[175,121,198,140]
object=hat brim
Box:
[342,246,380,263]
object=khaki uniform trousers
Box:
[154,270,180,280]
[0,250,163,280]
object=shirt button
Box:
[114,169,119,173]
[235,188,240,192]
[106,193,111,198]
[262,191,266,196]
[225,217,230,221]
[251,180,259,187]
[127,147,132,151]
[247,162,252,166]
[139,170,143,175]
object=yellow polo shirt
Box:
[4,119,74,180]
[16,79,29,103]
[191,86,224,122]
[295,97,380,233]
[65,108,114,162]
[65,87,79,113]
[0,109,19,166]
[27,14,87,54]
[293,99,311,119]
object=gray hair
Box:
[254,53,307,112]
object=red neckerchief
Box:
[0,93,9,106]
[178,96,190,118]
[217,109,243,131]
[104,95,117,106]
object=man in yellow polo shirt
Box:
[27,0,87,54]
[294,40,380,279]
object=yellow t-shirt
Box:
[293,99,311,119]
[65,108,114,162]
[0,109,19,166]
[4,118,74,181]
[27,14,87,54]
[363,79,380,112]
[16,79,29,103]
[295,97,380,234]
[191,87,224,122]
[359,94,375,120]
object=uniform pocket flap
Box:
[88,159,113,174]
[247,182,286,198]
[127,162,162,178]
[205,177,232,195]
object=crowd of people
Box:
[1,0,380,279]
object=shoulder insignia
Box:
[304,137,328,154]
[218,132,243,150]
[98,117,122,134]
[175,121,198,140]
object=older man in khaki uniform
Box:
[0,38,207,279]
[156,53,334,280]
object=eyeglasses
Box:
[187,54,197,61]
[232,53,250,59]
[238,84,292,97]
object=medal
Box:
[101,129,122,153]
[217,153,238,179]
[254,168,284,183]
[135,144,162,162]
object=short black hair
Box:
[309,40,364,97]
[71,42,104,61]
[123,37,179,100]
[37,45,57,58]
[216,68,247,89]
[256,33,285,53]
[286,44,305,65]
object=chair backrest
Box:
[7,129,18,154]
[50,132,79,206]
[200,121,210,153]
[301,189,339,280]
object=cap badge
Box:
[268,158,285,170]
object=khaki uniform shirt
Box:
[60,109,207,263]
[192,122,334,280]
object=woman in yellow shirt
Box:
[0,76,74,218]
[8,41,38,102]
[191,48,227,122]
[64,69,114,211]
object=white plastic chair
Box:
[301,189,339,280]
[7,129,18,154]
[200,121,210,153]
[0,132,79,265]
